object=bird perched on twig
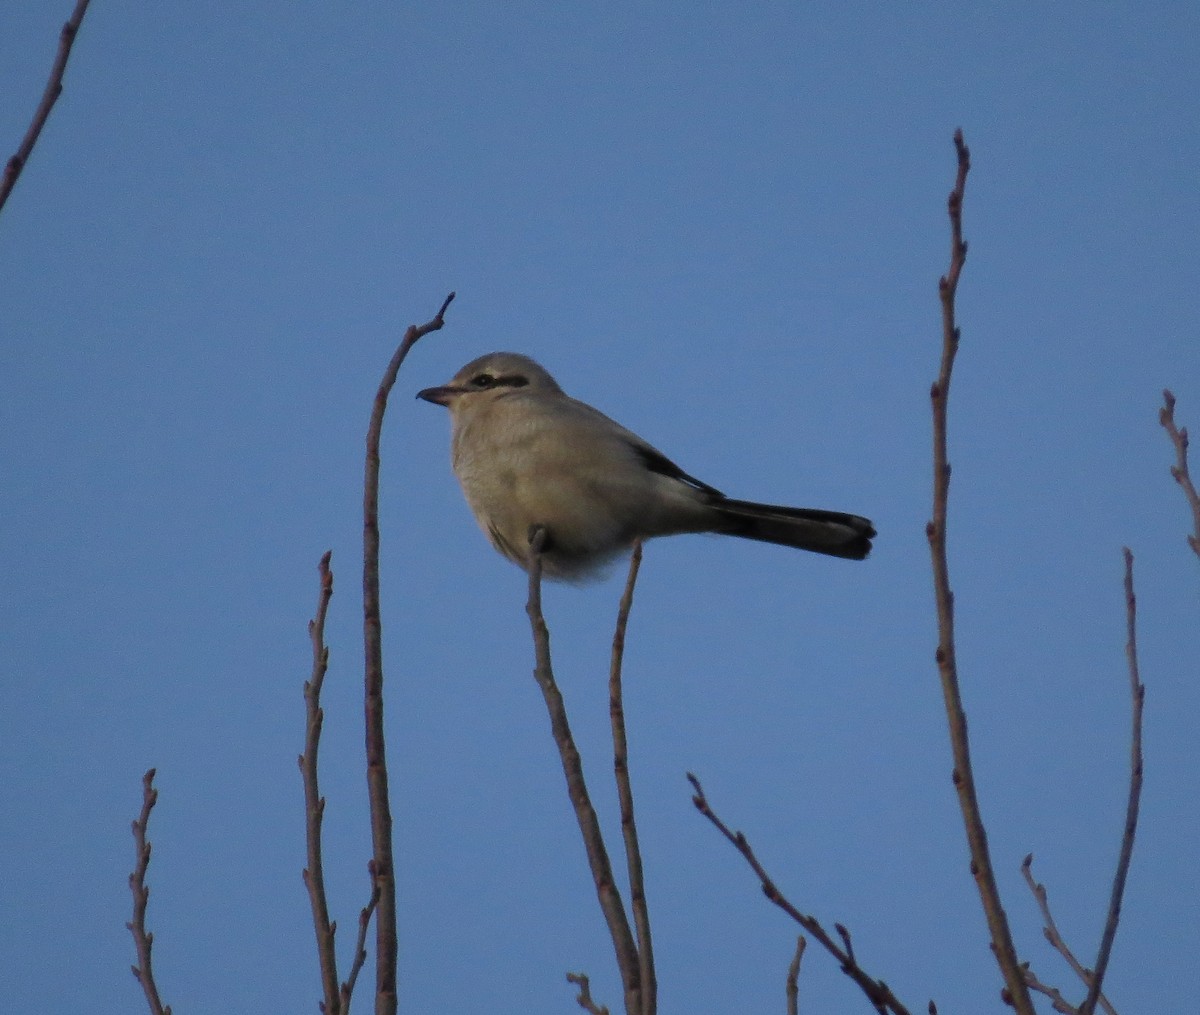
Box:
[418,352,875,581]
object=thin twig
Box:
[127,769,172,1015]
[1023,964,1082,1015]
[608,540,655,1015]
[363,291,454,1015]
[1079,550,1144,1015]
[300,551,342,1014]
[341,864,383,1014]
[1158,390,1200,561]
[526,527,642,1015]
[1018,555,1144,1015]
[925,129,1035,1015]
[0,0,92,214]
[786,936,806,1015]
[567,972,611,1015]
[1020,855,1117,1015]
[687,773,910,1015]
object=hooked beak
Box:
[416,384,458,406]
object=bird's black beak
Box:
[416,385,456,406]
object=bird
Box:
[417,352,874,581]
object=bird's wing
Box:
[625,441,724,497]
[558,394,725,497]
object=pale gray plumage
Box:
[418,352,874,581]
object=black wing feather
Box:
[628,441,724,497]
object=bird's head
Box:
[416,352,562,413]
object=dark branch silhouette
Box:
[0,0,92,215]
[1080,550,1144,1014]
[127,769,172,1015]
[568,971,612,1015]
[301,551,343,1013]
[687,773,915,1015]
[301,552,378,1015]
[343,868,381,1012]
[785,936,806,1015]
[608,540,656,1015]
[1017,550,1143,1015]
[1020,856,1117,1015]
[1159,390,1200,561]
[362,291,455,1015]
[526,527,645,1015]
[925,130,1035,1015]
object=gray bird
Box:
[418,352,874,581]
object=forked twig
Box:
[1021,856,1117,1015]
[1023,964,1083,1015]
[1018,550,1142,1015]
[687,773,914,1015]
[526,528,643,1015]
[1158,390,1200,561]
[0,0,92,214]
[925,130,1034,1015]
[300,551,343,1014]
[362,292,454,1015]
[127,769,172,1015]
[608,540,655,1015]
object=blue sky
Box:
[3,5,1198,1013]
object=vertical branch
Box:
[127,769,172,1015]
[0,0,92,215]
[785,937,806,1015]
[1158,390,1200,561]
[1080,550,1145,1015]
[362,292,454,1015]
[525,528,642,1015]
[300,551,343,1014]
[608,541,655,1015]
[925,130,1035,1015]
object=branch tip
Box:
[0,0,92,214]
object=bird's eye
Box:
[471,373,495,388]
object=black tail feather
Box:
[712,498,875,560]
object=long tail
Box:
[711,498,875,560]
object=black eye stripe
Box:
[470,372,528,389]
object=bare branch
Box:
[1079,550,1144,1015]
[1023,963,1082,1015]
[1158,390,1200,561]
[1017,553,1141,1015]
[567,972,611,1015]
[925,129,1035,1015]
[0,0,92,215]
[608,540,655,1015]
[686,772,911,1015]
[786,936,806,1015]
[1020,855,1117,1015]
[127,769,172,1015]
[341,864,382,1014]
[300,551,342,1014]
[526,527,642,1015]
[362,291,454,1015]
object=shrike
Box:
[418,352,875,581]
